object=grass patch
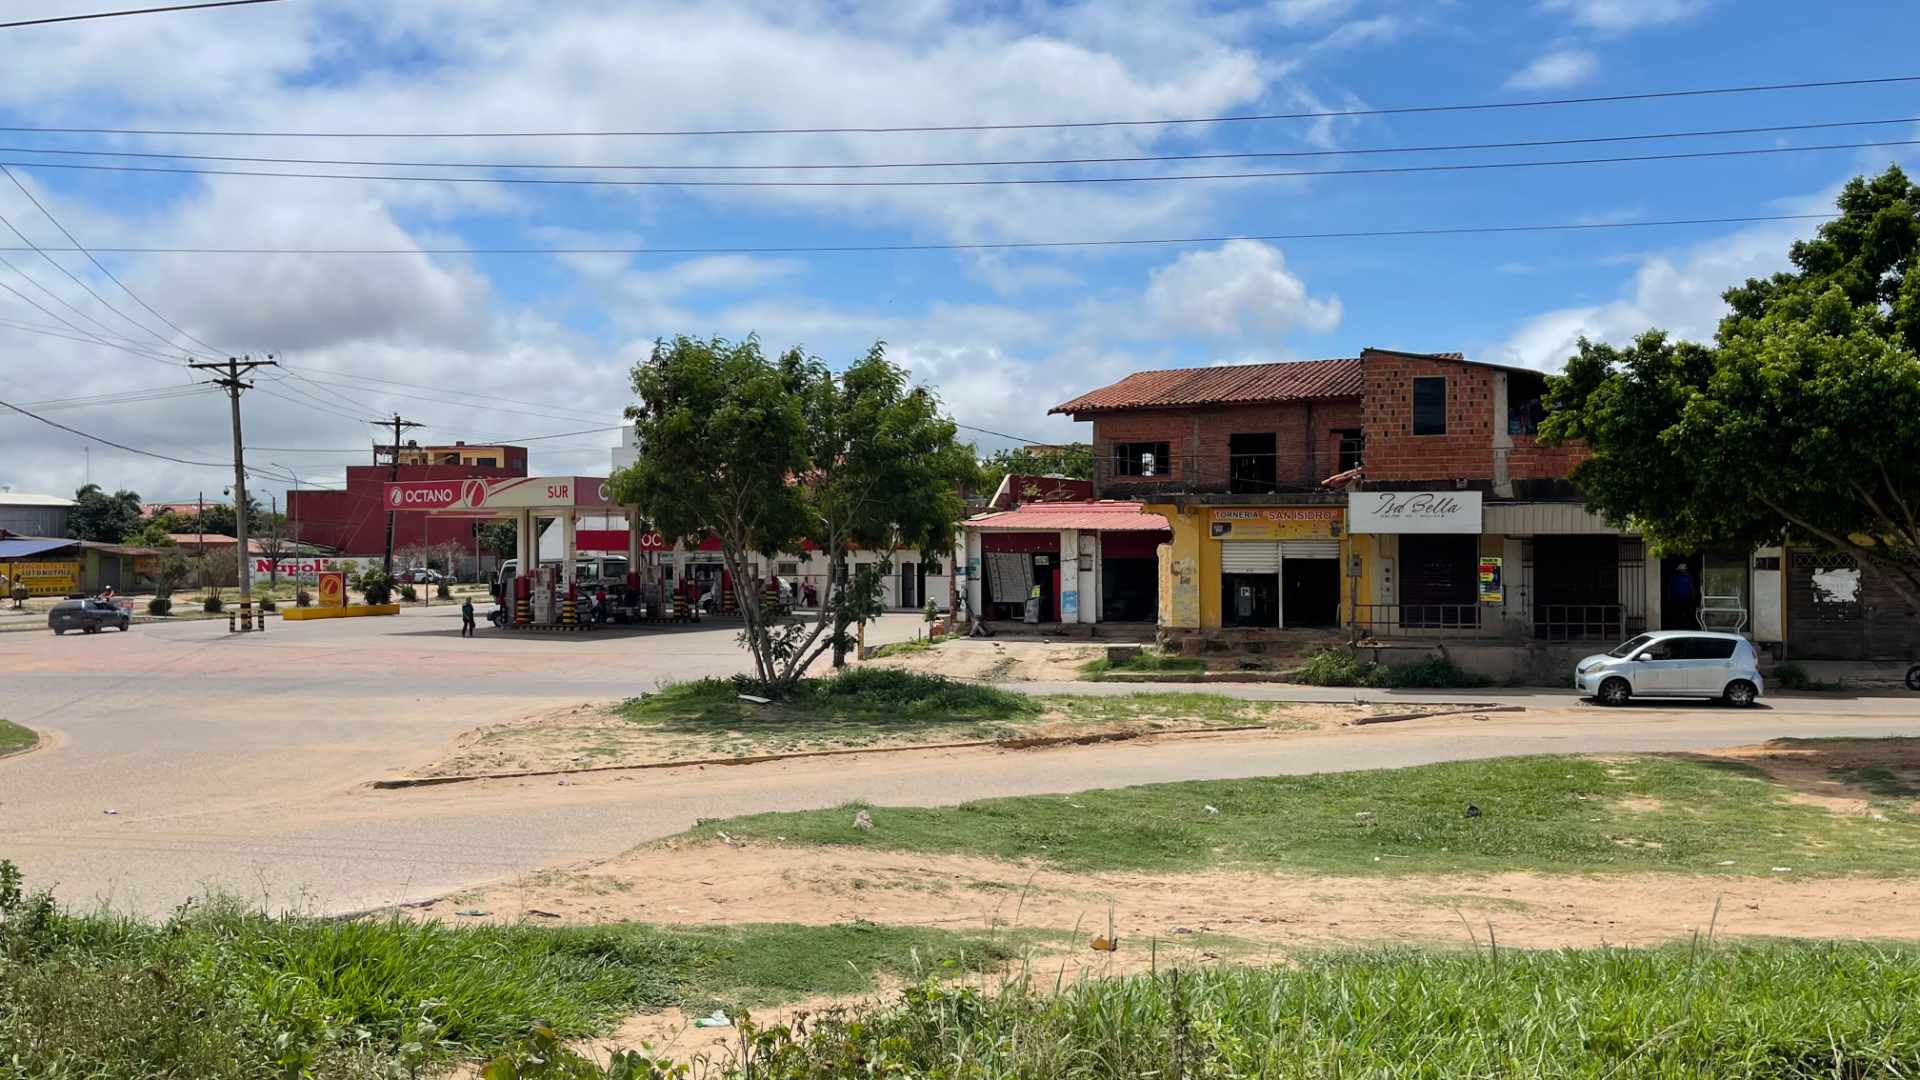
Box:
[681,751,1920,876]
[0,861,1009,1079]
[1288,647,1493,689]
[1043,691,1309,728]
[586,944,1920,1078]
[619,668,1044,747]
[868,637,937,659]
[0,718,35,757]
[1079,651,1206,680]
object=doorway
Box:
[1398,534,1479,629]
[1281,558,1340,627]
[1223,572,1279,626]
[1660,555,1700,630]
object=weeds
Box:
[1288,647,1491,689]
[1772,662,1845,691]
[1078,652,1206,680]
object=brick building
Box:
[286,441,528,561]
[1054,348,1798,675]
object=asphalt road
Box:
[4,609,1916,917]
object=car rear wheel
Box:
[52,627,65,635]
[1597,677,1632,706]
[1907,664,1920,692]
[83,625,100,634]
[1723,680,1758,708]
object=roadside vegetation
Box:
[484,943,1920,1078]
[0,860,1008,1079]
[1771,662,1846,692]
[1078,651,1206,680]
[683,751,1920,876]
[0,718,36,757]
[1288,647,1493,689]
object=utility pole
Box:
[377,413,424,576]
[268,492,279,592]
[189,354,276,629]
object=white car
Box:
[1575,630,1764,708]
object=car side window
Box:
[1644,640,1677,660]
[1692,638,1738,660]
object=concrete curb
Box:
[366,722,1284,790]
[1349,704,1525,726]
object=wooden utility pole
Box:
[376,413,424,576]
[189,355,276,629]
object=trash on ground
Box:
[1090,935,1118,952]
[738,694,771,705]
[456,909,489,917]
[1465,804,1483,818]
[693,1010,732,1028]
[1203,804,1220,815]
[853,809,875,831]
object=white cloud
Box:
[1505,48,1600,90]
[1312,15,1404,51]
[1538,0,1712,32]
[1143,240,1342,338]
[1489,218,1812,370]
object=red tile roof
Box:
[1050,357,1364,415]
[966,501,1171,533]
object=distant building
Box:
[287,440,529,562]
[0,489,75,537]
[141,501,207,520]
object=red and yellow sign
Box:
[1208,507,1342,541]
[2,560,81,597]
[316,571,346,609]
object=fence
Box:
[1350,603,1492,637]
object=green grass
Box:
[868,637,936,659]
[1079,651,1207,680]
[1289,647,1494,689]
[0,860,1011,1079]
[680,752,1920,876]
[619,669,1045,748]
[1771,662,1846,691]
[1043,691,1308,728]
[0,718,35,757]
[592,944,1920,1078]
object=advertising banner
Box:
[1347,491,1484,534]
[1477,556,1504,604]
[316,571,347,609]
[252,557,350,576]
[2,561,81,597]
[382,477,615,514]
[1208,507,1343,541]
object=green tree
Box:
[611,335,974,695]
[67,484,144,542]
[477,520,517,559]
[976,443,1092,495]
[1542,166,1920,608]
[186,495,261,540]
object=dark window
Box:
[1228,433,1276,493]
[1685,637,1739,660]
[1334,428,1364,472]
[1112,441,1170,477]
[1507,370,1548,436]
[1412,377,1447,435]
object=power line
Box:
[283,370,619,424]
[0,0,284,31]
[0,164,226,354]
[955,421,1049,445]
[276,360,612,422]
[5,138,1913,188]
[0,395,230,468]
[3,115,1911,173]
[5,74,1915,137]
[0,268,188,364]
[0,211,1840,258]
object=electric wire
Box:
[0,394,230,467]
[0,1,285,31]
[5,74,1914,137]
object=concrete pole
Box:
[561,514,578,594]
[626,509,641,574]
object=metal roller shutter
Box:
[1220,542,1279,574]
[1278,540,1340,560]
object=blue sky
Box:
[0,0,1916,502]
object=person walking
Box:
[460,595,477,637]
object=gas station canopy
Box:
[382,476,616,518]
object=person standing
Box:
[460,595,476,637]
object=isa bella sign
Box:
[1347,491,1483,534]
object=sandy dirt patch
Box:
[1701,738,1920,815]
[866,639,1106,681]
[405,698,1388,779]
[417,839,1918,954]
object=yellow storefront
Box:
[1151,503,1357,630]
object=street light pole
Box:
[273,462,301,585]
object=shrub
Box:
[360,569,393,606]
[202,593,223,614]
[146,595,172,616]
[1772,662,1842,691]
[436,581,452,600]
[398,584,419,603]
[1383,655,1493,689]
[295,588,312,607]
[1291,647,1386,687]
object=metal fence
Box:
[1532,604,1636,643]
[1350,603,1490,637]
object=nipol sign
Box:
[1347,490,1483,534]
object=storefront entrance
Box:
[1220,539,1340,628]
[1398,534,1479,629]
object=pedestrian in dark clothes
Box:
[460,596,476,637]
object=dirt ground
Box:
[866,639,1107,681]
[407,697,1402,779]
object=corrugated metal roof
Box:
[0,492,76,508]
[1050,357,1363,415]
[966,501,1171,533]
[0,537,78,558]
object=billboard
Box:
[1208,507,1343,541]
[383,476,615,513]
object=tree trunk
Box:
[831,550,850,668]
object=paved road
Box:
[4,610,1916,916]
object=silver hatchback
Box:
[1575,630,1764,707]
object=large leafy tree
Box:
[612,336,975,695]
[67,484,145,542]
[1543,166,1920,608]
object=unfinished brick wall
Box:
[1361,350,1588,484]
[1091,400,1362,495]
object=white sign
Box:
[1347,490,1483,534]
